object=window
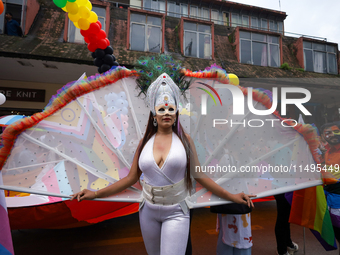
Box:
[251,17,258,29]
[222,12,230,26]
[240,31,280,67]
[189,5,198,18]
[278,21,283,34]
[211,10,219,24]
[269,20,277,32]
[261,19,267,31]
[269,20,284,34]
[303,41,338,74]
[1,0,23,34]
[180,4,188,17]
[200,8,209,21]
[143,0,165,13]
[167,2,180,17]
[68,6,106,43]
[130,13,162,53]
[242,15,249,28]
[130,0,142,9]
[166,2,188,18]
[183,22,211,59]
[231,13,240,27]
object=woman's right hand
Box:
[70,189,96,202]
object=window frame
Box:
[1,0,24,35]
[127,8,165,53]
[239,30,281,67]
[303,40,338,74]
[180,17,214,59]
[260,18,267,31]
[251,17,258,29]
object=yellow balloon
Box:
[85,1,92,11]
[78,18,90,30]
[74,21,80,29]
[62,6,68,12]
[68,12,80,22]
[66,2,79,15]
[88,11,98,23]
[76,0,87,6]
[78,5,90,19]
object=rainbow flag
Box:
[0,172,14,255]
[289,186,337,251]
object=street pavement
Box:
[11,201,337,255]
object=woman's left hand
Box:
[229,192,256,208]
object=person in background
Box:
[321,122,340,245]
[5,12,22,36]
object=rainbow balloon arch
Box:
[53,0,119,73]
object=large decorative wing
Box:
[1,68,148,208]
[180,68,323,208]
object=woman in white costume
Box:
[72,59,255,255]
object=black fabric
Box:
[274,193,293,255]
[185,209,193,255]
[210,203,252,214]
[324,182,340,195]
[333,226,340,242]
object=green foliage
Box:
[280,62,291,70]
[296,68,305,72]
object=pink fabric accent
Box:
[0,205,14,255]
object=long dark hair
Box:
[136,111,193,192]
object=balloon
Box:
[80,29,90,37]
[76,0,87,6]
[68,0,77,2]
[0,0,4,15]
[87,42,98,52]
[61,6,68,12]
[118,91,127,100]
[88,22,100,35]
[97,30,106,39]
[88,11,98,23]
[101,64,111,73]
[74,21,80,29]
[68,13,80,22]
[53,0,67,8]
[0,93,6,105]
[87,33,97,42]
[91,52,97,58]
[95,49,105,59]
[98,39,108,49]
[84,36,91,43]
[66,2,78,15]
[96,20,102,29]
[112,61,119,66]
[103,54,114,65]
[85,1,92,11]
[104,46,113,55]
[104,38,110,47]
[78,6,90,19]
[98,66,102,74]
[78,18,90,30]
[94,58,103,67]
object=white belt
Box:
[141,179,189,214]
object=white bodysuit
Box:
[138,132,190,255]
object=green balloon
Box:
[53,0,67,8]
[68,0,77,3]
